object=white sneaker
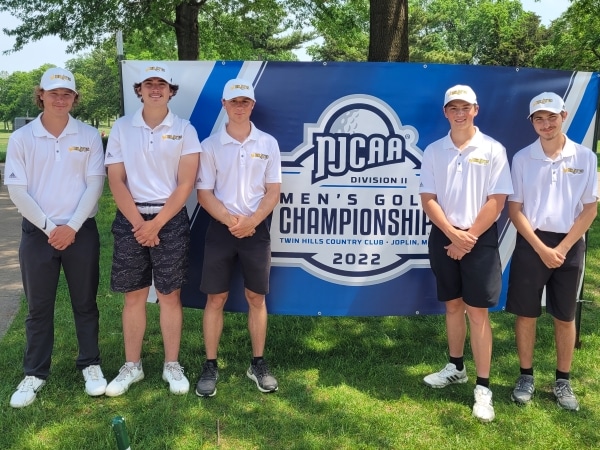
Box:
[423,363,468,388]
[105,362,145,397]
[10,376,46,408]
[163,362,190,394]
[82,365,107,396]
[473,385,495,422]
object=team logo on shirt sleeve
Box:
[271,95,430,286]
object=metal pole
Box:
[576,72,600,349]
[575,249,584,349]
[116,30,125,118]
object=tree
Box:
[533,0,600,71]
[408,0,471,63]
[197,1,313,60]
[66,45,121,126]
[286,0,409,62]
[0,0,203,60]
[369,0,409,61]
[407,0,547,66]
[0,66,49,127]
[304,0,370,62]
[0,0,312,61]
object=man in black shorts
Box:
[419,85,513,422]
[194,78,282,397]
[507,92,598,411]
[104,62,201,396]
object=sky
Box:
[0,1,571,74]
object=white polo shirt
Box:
[509,135,598,233]
[196,122,282,216]
[4,114,105,224]
[105,107,202,203]
[419,127,513,229]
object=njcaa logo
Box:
[271,95,430,286]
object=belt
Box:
[135,202,165,214]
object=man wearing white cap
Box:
[195,78,281,397]
[104,62,202,396]
[419,85,513,422]
[507,92,597,411]
[5,67,107,407]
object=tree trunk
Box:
[368,0,409,62]
[174,1,202,60]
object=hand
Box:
[48,225,76,250]
[449,228,477,253]
[132,220,161,247]
[228,215,257,238]
[445,243,468,261]
[537,245,566,269]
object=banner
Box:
[121,61,599,316]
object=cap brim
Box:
[528,107,563,119]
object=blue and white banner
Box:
[122,61,599,316]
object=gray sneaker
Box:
[511,374,535,404]
[554,379,580,411]
[195,361,218,397]
[247,359,278,393]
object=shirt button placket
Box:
[240,145,246,166]
[55,139,61,161]
[149,130,155,152]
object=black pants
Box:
[19,218,101,379]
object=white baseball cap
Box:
[444,85,477,107]
[40,67,78,94]
[528,92,565,118]
[138,62,172,83]
[223,78,255,101]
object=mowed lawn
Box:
[0,162,599,448]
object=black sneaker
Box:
[246,359,278,393]
[195,361,218,397]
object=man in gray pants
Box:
[4,67,107,408]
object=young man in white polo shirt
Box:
[419,85,513,422]
[5,67,107,407]
[195,78,282,397]
[507,93,598,411]
[104,62,201,396]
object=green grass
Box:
[0,130,9,163]
[1,185,600,449]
